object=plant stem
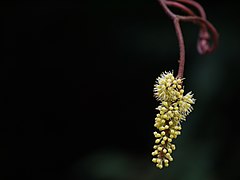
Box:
[158,0,219,78]
[173,18,185,78]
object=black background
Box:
[2,0,240,180]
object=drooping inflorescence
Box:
[152,0,218,170]
[152,71,195,169]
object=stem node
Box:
[158,0,219,78]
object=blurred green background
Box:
[2,0,240,180]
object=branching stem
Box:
[158,0,219,78]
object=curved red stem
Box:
[166,1,195,16]
[180,15,219,53]
[174,0,206,18]
[158,0,219,78]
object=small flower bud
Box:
[164,159,169,164]
[152,158,157,163]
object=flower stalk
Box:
[158,0,219,78]
[152,0,219,169]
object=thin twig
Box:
[173,18,185,78]
[179,15,219,53]
[166,1,195,16]
[158,0,219,78]
[175,0,206,18]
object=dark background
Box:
[2,0,240,180]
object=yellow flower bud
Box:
[152,158,157,163]
[164,159,169,164]
[162,101,168,107]
[161,131,166,136]
[163,114,168,119]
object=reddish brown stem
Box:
[166,1,195,16]
[158,0,219,78]
[175,0,206,18]
[180,15,219,53]
[174,0,211,54]
[159,0,176,19]
[173,18,185,78]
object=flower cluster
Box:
[152,71,195,169]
